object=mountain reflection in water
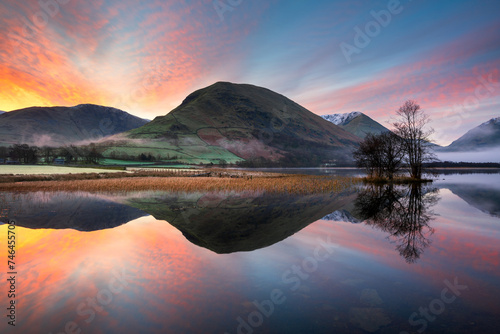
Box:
[1,189,358,253]
[0,172,499,333]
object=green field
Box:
[0,165,126,175]
[100,159,157,166]
[101,138,244,165]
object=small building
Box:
[53,158,65,165]
[0,158,4,164]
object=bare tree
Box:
[392,100,435,179]
[353,133,384,178]
[353,132,404,180]
[0,146,8,160]
[81,143,104,164]
[41,146,56,164]
[9,144,38,164]
[379,132,405,180]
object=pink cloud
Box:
[0,0,263,116]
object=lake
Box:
[0,171,499,333]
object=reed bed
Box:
[0,175,360,195]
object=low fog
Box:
[436,148,500,163]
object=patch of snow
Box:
[322,210,361,223]
[485,117,500,125]
[321,111,361,125]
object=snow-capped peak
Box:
[485,117,500,125]
[322,210,361,223]
[321,111,361,125]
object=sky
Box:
[0,0,499,145]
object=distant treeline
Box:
[108,151,179,162]
[423,161,500,168]
[0,143,187,165]
[235,155,355,168]
[0,144,103,164]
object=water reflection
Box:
[353,184,439,263]
[110,190,358,253]
[435,173,500,217]
[1,173,499,333]
[0,192,148,230]
[0,189,358,253]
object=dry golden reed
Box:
[0,174,360,195]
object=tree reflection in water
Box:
[354,183,439,263]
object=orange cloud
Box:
[0,0,261,119]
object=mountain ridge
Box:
[321,111,390,138]
[444,117,500,151]
[322,111,362,125]
[103,82,361,165]
[0,104,148,147]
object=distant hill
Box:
[0,104,149,147]
[103,82,361,165]
[321,111,390,138]
[2,192,148,231]
[0,111,4,115]
[443,183,500,218]
[444,117,500,151]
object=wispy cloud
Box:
[0,0,498,144]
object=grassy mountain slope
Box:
[103,82,361,165]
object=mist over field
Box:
[436,148,500,163]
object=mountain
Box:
[322,111,362,125]
[321,112,390,138]
[103,82,361,165]
[1,192,148,231]
[123,190,357,253]
[444,117,500,151]
[4,188,357,252]
[443,183,500,218]
[0,111,4,115]
[322,209,361,223]
[0,104,149,147]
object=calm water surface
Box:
[0,172,499,334]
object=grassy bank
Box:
[0,172,359,194]
[0,169,197,183]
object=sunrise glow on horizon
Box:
[0,0,499,145]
